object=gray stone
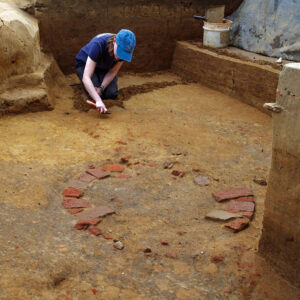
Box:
[194,175,209,186]
[205,210,242,221]
[253,176,267,186]
[113,240,124,250]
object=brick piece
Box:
[76,218,101,226]
[104,165,124,172]
[117,174,131,179]
[88,226,103,236]
[104,235,113,239]
[86,168,110,179]
[235,196,255,202]
[165,252,177,259]
[241,211,254,219]
[62,187,83,198]
[75,206,115,220]
[225,218,249,232]
[68,208,83,214]
[212,187,253,202]
[63,197,77,201]
[226,201,255,212]
[62,199,91,209]
[77,172,96,183]
[74,223,89,230]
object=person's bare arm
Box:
[100,61,123,90]
[82,57,107,113]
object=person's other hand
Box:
[95,87,101,96]
[96,101,107,114]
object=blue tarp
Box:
[229,0,300,61]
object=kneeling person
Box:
[75,29,136,113]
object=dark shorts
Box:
[76,65,118,100]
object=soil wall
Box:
[24,0,243,74]
[259,63,300,285]
[172,41,279,113]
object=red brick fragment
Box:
[120,155,131,163]
[211,255,224,263]
[226,201,255,212]
[145,253,153,257]
[62,187,83,198]
[171,170,184,177]
[212,187,253,202]
[86,168,110,179]
[76,218,101,226]
[92,289,98,295]
[88,226,103,236]
[74,223,89,230]
[77,172,96,183]
[104,164,124,172]
[89,164,95,169]
[165,252,177,259]
[134,161,140,165]
[172,170,180,176]
[76,206,115,220]
[116,141,127,145]
[114,147,122,152]
[235,196,255,202]
[225,218,249,232]
[63,197,77,201]
[117,174,131,179]
[161,240,169,245]
[241,211,254,219]
[68,208,83,214]
[147,162,158,167]
[177,231,186,235]
[62,199,91,209]
[104,235,113,239]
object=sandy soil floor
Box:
[0,72,299,300]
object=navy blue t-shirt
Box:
[75,33,116,70]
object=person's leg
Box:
[76,65,101,101]
[95,69,118,100]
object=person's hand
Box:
[96,101,107,114]
[95,87,101,96]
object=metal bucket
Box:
[203,19,232,48]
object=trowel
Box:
[86,100,111,114]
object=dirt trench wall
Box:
[259,63,300,285]
[0,1,70,115]
[23,0,243,74]
[172,41,279,113]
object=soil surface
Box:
[0,72,299,299]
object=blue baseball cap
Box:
[116,29,136,62]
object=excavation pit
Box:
[0,1,299,299]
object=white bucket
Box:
[203,19,232,48]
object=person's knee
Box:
[104,89,118,99]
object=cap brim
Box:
[116,46,133,62]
